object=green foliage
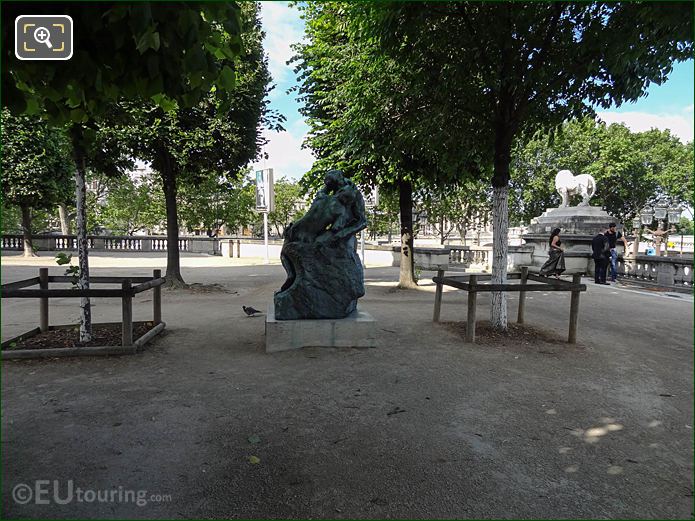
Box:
[419,181,491,244]
[55,253,79,286]
[0,109,73,210]
[267,178,307,237]
[365,187,400,240]
[99,173,166,235]
[677,217,694,235]
[2,4,244,122]
[360,2,693,187]
[55,252,72,266]
[510,118,693,223]
[124,3,280,226]
[178,173,256,234]
[293,2,482,193]
[1,202,21,234]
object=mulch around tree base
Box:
[442,320,583,351]
[4,322,155,350]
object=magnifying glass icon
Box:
[33,26,53,49]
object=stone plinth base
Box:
[265,304,377,353]
[527,205,620,236]
[524,205,628,274]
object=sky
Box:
[252,2,694,181]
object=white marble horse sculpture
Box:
[555,169,596,207]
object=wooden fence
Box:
[1,269,166,359]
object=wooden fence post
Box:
[568,273,582,344]
[122,279,133,347]
[39,267,48,332]
[153,269,162,325]
[517,266,528,324]
[432,269,445,322]
[466,275,478,343]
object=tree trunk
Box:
[440,216,445,245]
[161,158,186,287]
[398,179,417,288]
[458,224,467,246]
[72,128,92,343]
[490,185,509,330]
[20,204,37,257]
[58,203,70,235]
[490,123,514,330]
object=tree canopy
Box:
[0,109,73,255]
[267,177,307,237]
[293,2,487,287]
[124,2,279,284]
[349,1,693,327]
[1,109,73,210]
[2,3,243,121]
[2,2,246,341]
[510,118,694,224]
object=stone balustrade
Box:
[1,234,218,255]
[448,245,533,272]
[618,254,692,291]
[4,234,690,291]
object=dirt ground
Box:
[1,252,693,519]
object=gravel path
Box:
[2,254,692,519]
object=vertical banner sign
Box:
[360,186,378,268]
[255,168,275,263]
[364,186,379,209]
[255,168,275,213]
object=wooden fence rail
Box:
[1,268,164,351]
[432,267,586,343]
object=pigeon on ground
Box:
[243,305,263,316]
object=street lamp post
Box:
[636,199,682,257]
[631,216,641,258]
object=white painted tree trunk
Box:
[490,185,509,330]
[75,164,92,343]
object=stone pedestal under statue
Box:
[265,303,377,352]
[523,171,626,275]
[523,206,625,275]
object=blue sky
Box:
[253,2,694,180]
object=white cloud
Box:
[251,125,315,181]
[596,111,693,143]
[259,2,304,85]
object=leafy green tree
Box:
[3,2,244,341]
[126,2,280,286]
[178,174,256,235]
[676,217,694,235]
[99,173,165,235]
[267,178,307,237]
[1,200,21,234]
[365,187,400,242]
[511,118,693,224]
[0,110,73,256]
[293,2,485,288]
[355,2,692,328]
[419,182,491,245]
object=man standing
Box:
[591,230,610,284]
[605,223,629,282]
